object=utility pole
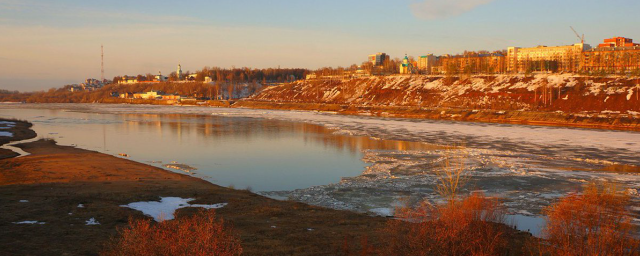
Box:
[101,45,105,82]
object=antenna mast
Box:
[101,45,105,82]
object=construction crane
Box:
[570,26,584,44]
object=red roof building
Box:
[598,37,640,48]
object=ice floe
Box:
[120,197,227,221]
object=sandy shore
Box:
[0,119,529,255]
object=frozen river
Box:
[2,103,639,236]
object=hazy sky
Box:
[1,0,639,91]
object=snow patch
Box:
[19,200,28,203]
[85,218,100,225]
[0,121,15,129]
[0,131,12,137]
[120,197,227,222]
[369,208,394,217]
[13,221,45,225]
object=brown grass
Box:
[101,210,242,256]
[534,183,640,256]
[383,192,508,256]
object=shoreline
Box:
[8,99,639,132]
[0,118,395,255]
[0,119,37,159]
[233,100,640,132]
[0,119,531,255]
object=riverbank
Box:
[234,100,640,132]
[0,139,386,255]
[4,74,640,132]
[0,119,37,159]
[238,74,640,132]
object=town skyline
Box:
[2,0,640,91]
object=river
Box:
[1,103,639,236]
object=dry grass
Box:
[383,192,508,256]
[533,183,640,256]
[102,210,242,256]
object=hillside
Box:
[238,74,640,130]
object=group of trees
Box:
[583,50,640,75]
[113,67,310,85]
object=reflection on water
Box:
[0,108,434,191]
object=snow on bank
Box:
[13,221,45,225]
[121,197,227,221]
[85,218,100,225]
[0,121,15,129]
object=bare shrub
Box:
[383,192,507,256]
[433,150,470,201]
[537,183,640,256]
[102,210,242,256]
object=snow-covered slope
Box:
[249,74,640,113]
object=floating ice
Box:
[120,197,227,222]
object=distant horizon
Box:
[2,0,640,91]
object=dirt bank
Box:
[238,74,640,132]
[234,101,640,132]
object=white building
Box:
[154,71,168,82]
[507,43,591,73]
[133,90,164,100]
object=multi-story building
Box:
[598,37,640,48]
[417,54,437,74]
[434,52,506,74]
[583,37,640,73]
[368,53,389,66]
[507,43,591,73]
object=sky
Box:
[1,0,639,91]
